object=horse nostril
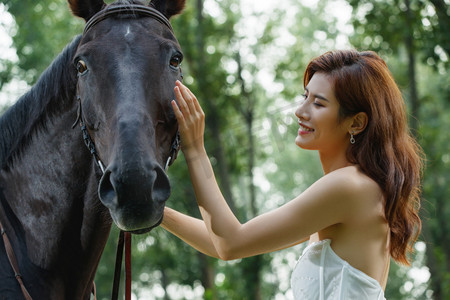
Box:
[96,164,170,231]
[152,167,171,203]
[99,169,117,206]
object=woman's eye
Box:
[170,55,182,69]
[299,93,308,104]
[76,60,88,74]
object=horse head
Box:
[69,0,185,233]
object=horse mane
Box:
[0,35,82,170]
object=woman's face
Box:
[295,72,351,153]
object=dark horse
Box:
[0,0,185,298]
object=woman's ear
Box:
[349,112,368,135]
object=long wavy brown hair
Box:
[303,50,424,265]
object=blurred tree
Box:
[0,60,14,91]
[0,104,9,115]
[169,0,240,298]
[1,0,83,85]
[2,0,448,299]
[348,0,449,299]
[416,63,450,300]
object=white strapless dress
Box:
[291,239,386,300]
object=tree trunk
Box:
[161,269,171,300]
[194,0,236,213]
[198,252,217,300]
[428,0,450,56]
[236,50,262,300]
[192,0,236,298]
[421,217,442,299]
[404,0,444,298]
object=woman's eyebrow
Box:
[304,87,330,102]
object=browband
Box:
[83,4,173,34]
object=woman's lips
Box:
[298,122,314,135]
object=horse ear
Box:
[150,0,186,19]
[68,0,106,22]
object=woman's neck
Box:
[319,149,353,175]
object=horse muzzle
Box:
[98,161,170,233]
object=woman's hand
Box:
[171,81,205,156]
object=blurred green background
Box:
[0,0,449,299]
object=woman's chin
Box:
[295,137,305,148]
[295,136,313,150]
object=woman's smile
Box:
[298,122,314,135]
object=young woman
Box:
[162,50,424,299]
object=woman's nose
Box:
[295,101,309,120]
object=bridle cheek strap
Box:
[74,94,180,174]
[165,131,181,171]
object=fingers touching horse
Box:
[0,0,185,298]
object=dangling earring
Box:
[350,131,355,144]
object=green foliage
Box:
[3,0,84,85]
[348,1,449,299]
[0,104,9,115]
[348,0,449,70]
[418,65,450,300]
[2,0,448,299]
[0,60,14,91]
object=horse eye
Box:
[169,55,182,69]
[76,60,88,74]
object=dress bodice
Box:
[291,239,386,300]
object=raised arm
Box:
[169,81,365,260]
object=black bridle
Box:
[75,4,181,173]
[72,95,180,174]
[83,3,174,35]
[75,5,181,300]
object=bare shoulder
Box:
[323,166,380,192]
[275,165,384,238]
[312,166,384,217]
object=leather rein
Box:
[0,4,179,300]
[0,220,32,300]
